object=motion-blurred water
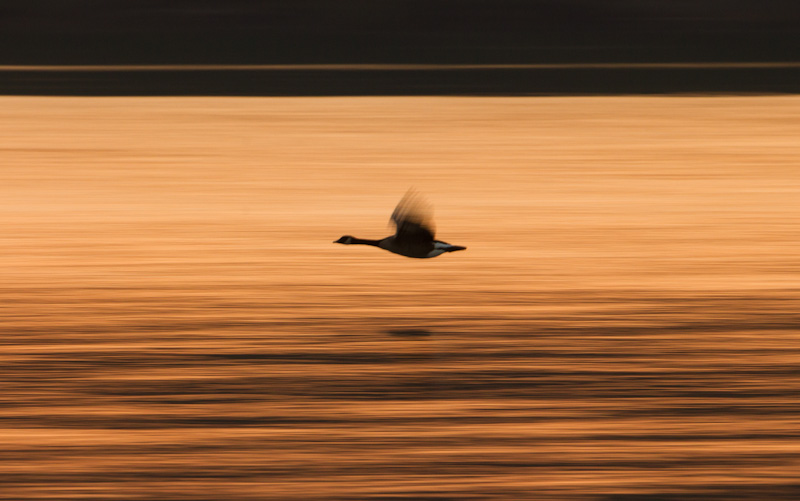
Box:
[2,96,799,500]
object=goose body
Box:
[334,191,466,259]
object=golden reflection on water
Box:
[2,96,799,500]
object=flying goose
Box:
[334,190,466,259]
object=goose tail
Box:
[434,241,466,253]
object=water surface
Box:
[2,96,799,500]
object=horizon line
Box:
[2,62,800,72]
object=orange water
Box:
[2,96,799,500]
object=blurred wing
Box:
[390,189,436,242]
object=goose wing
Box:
[390,190,436,243]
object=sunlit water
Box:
[2,96,799,500]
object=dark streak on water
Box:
[3,65,800,95]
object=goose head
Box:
[334,235,355,244]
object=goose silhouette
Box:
[334,190,466,259]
